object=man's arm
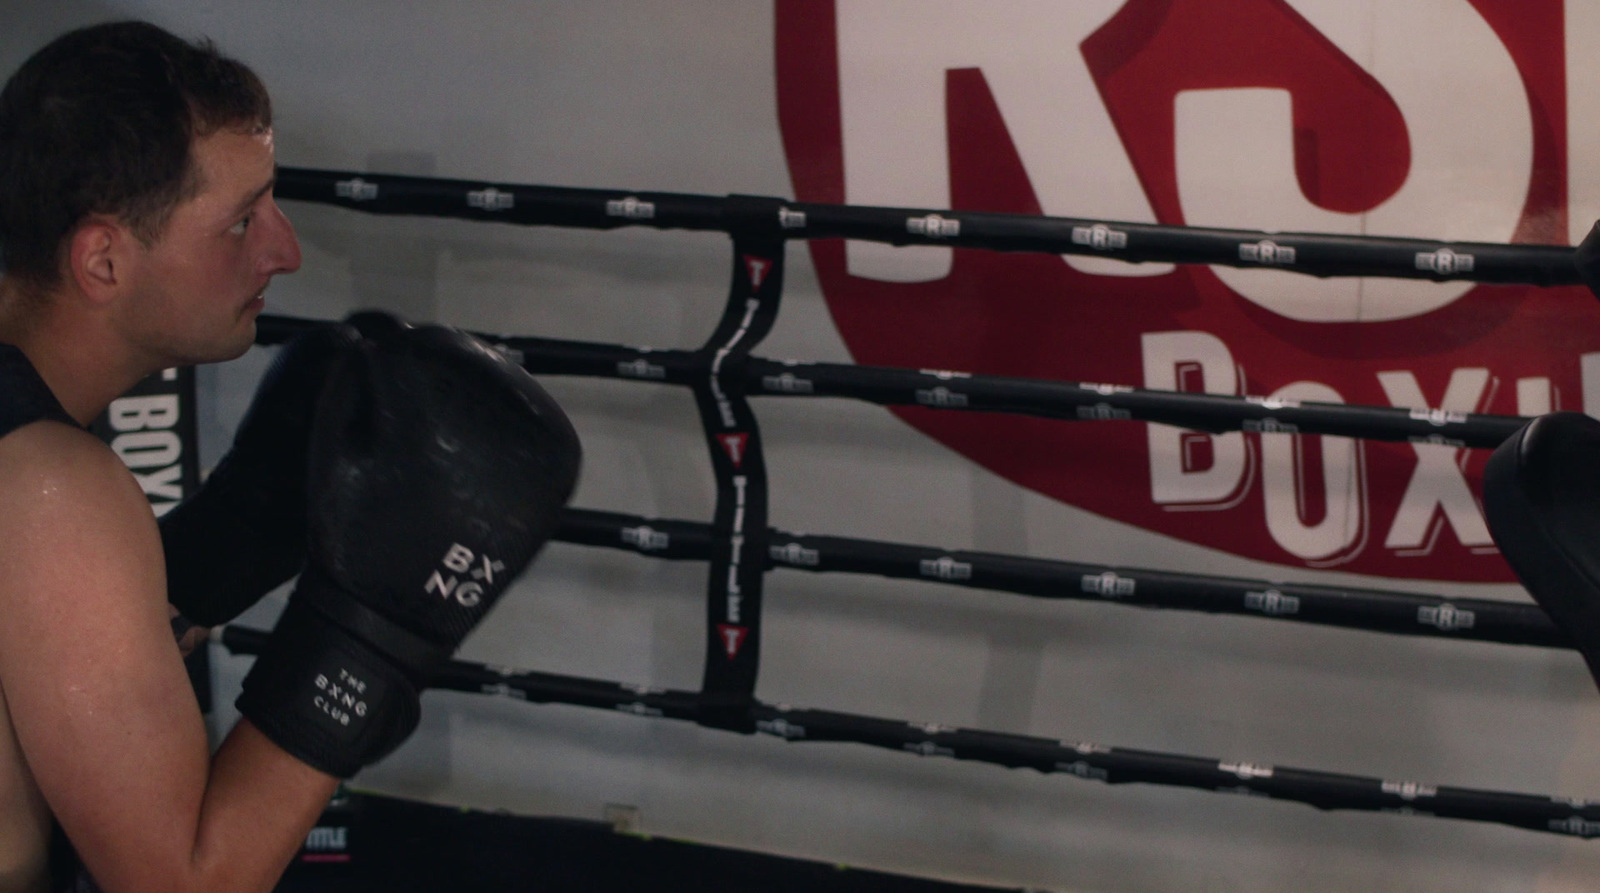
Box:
[0,421,338,893]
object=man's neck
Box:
[0,278,157,426]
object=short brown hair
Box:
[0,21,272,292]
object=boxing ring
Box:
[224,166,1599,839]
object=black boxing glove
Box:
[237,325,581,777]
[161,323,360,626]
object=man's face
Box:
[117,127,301,366]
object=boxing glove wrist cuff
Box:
[236,597,422,778]
[292,568,453,686]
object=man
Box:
[0,20,335,893]
[0,21,580,893]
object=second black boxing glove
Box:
[163,311,409,626]
[237,324,580,777]
[161,323,359,626]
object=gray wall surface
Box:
[4,3,1598,891]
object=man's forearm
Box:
[183,720,339,893]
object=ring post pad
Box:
[1483,412,1597,685]
[1577,220,1600,302]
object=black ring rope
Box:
[217,625,1600,840]
[553,508,1567,650]
[251,170,1593,839]
[275,167,1582,286]
[256,318,1528,450]
[216,327,1561,648]
[739,358,1529,448]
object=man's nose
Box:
[259,200,302,275]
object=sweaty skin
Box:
[0,682,50,893]
[0,584,204,892]
[0,127,335,893]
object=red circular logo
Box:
[776,0,1586,581]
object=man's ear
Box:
[66,218,134,305]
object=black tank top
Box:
[0,344,97,892]
[0,343,73,436]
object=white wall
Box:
[6,3,1600,891]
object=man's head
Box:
[0,21,271,293]
[0,21,300,365]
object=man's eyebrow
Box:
[229,174,276,218]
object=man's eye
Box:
[228,215,252,236]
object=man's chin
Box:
[216,319,257,362]
[179,321,257,367]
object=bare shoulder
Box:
[0,419,162,623]
[0,421,211,888]
[0,418,153,531]
[0,417,130,481]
